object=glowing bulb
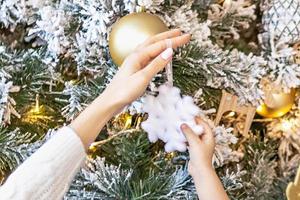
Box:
[281,120,293,132]
[124,115,132,129]
[223,0,232,9]
[227,111,235,117]
[34,94,40,113]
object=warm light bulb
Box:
[281,120,293,132]
[124,115,132,129]
[227,111,235,117]
[34,94,40,114]
[223,0,232,9]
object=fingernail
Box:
[181,124,188,130]
[161,48,173,60]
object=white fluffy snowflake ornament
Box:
[141,84,204,152]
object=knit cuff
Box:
[0,126,87,200]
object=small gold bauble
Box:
[109,12,168,66]
[257,89,296,118]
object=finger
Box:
[181,124,201,147]
[135,47,173,81]
[195,116,214,141]
[144,33,191,58]
[136,29,182,49]
[134,33,191,66]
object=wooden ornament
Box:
[286,166,300,200]
[215,90,256,137]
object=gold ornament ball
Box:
[257,89,296,118]
[109,12,169,66]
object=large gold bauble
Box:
[109,12,168,66]
[257,89,296,118]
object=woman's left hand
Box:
[102,29,191,109]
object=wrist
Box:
[96,89,126,115]
[189,163,215,179]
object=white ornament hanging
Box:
[142,40,203,152]
[141,84,204,152]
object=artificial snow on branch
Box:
[27,5,70,65]
[0,128,35,184]
[208,0,257,46]
[164,3,213,46]
[64,0,124,75]
[176,44,267,105]
[60,81,91,121]
[0,0,26,30]
[0,70,20,125]
[264,33,300,90]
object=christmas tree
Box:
[1,0,300,199]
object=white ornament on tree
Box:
[141,84,204,152]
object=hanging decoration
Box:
[256,80,296,118]
[215,90,256,137]
[109,12,168,66]
[141,84,204,152]
[261,0,300,47]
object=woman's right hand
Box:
[103,29,191,110]
[180,117,215,176]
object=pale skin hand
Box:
[69,29,191,148]
[181,117,230,200]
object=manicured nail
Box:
[181,124,188,130]
[161,48,173,60]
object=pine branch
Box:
[0,127,35,184]
[174,43,266,105]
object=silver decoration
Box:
[262,0,300,47]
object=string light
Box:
[226,111,236,117]
[22,94,52,124]
[34,94,40,114]
[281,119,293,132]
[223,0,232,10]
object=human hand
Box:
[103,29,191,109]
[180,117,215,177]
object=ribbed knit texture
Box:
[0,126,86,200]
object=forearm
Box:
[69,90,124,149]
[191,168,229,200]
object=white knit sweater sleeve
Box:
[0,126,86,200]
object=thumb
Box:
[137,48,173,81]
[195,116,214,143]
[181,124,201,147]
